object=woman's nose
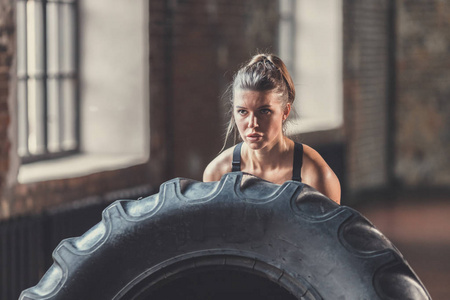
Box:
[248,114,259,128]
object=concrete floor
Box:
[356,200,450,299]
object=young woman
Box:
[203,54,341,204]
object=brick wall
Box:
[343,0,391,194]
[344,0,450,196]
[0,0,14,217]
[395,0,450,187]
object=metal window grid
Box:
[17,0,80,164]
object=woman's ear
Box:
[283,103,291,121]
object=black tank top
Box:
[231,142,303,182]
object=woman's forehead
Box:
[233,89,282,106]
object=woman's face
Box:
[233,89,290,150]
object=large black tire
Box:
[20,172,430,299]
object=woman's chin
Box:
[246,140,265,150]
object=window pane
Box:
[18,80,28,157]
[46,2,60,75]
[27,78,46,155]
[17,1,28,76]
[62,79,76,150]
[27,0,45,76]
[61,3,76,73]
[47,78,60,152]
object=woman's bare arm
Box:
[311,165,341,204]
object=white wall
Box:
[80,0,149,155]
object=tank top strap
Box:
[292,142,303,182]
[231,142,243,172]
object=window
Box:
[17,0,149,183]
[279,0,343,135]
[16,0,79,163]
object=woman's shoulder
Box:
[301,143,336,179]
[203,146,235,182]
[302,144,326,166]
[301,143,341,204]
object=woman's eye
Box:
[260,109,271,114]
[237,109,247,115]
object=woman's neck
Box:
[244,136,292,171]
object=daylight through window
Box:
[17,0,79,163]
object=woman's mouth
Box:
[246,133,262,142]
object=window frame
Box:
[16,0,80,164]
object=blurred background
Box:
[1,0,449,298]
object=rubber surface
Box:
[20,172,431,299]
